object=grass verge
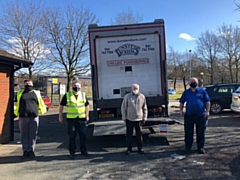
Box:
[168,91,183,100]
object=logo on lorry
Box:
[107,58,149,66]
[115,44,140,57]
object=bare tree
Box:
[217,24,240,83]
[43,5,98,91]
[167,47,189,90]
[235,1,240,11]
[0,0,51,80]
[196,30,221,84]
[111,8,143,25]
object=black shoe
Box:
[125,150,132,155]
[81,151,90,157]
[28,151,35,158]
[183,147,191,153]
[21,151,28,159]
[198,148,205,154]
[69,153,75,159]
[138,150,145,154]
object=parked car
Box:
[168,88,176,95]
[204,83,240,114]
[40,92,52,111]
[230,86,240,113]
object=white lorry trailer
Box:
[88,19,180,136]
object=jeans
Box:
[184,114,207,150]
[19,116,39,152]
[67,119,87,154]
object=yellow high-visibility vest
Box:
[14,90,47,117]
[66,91,86,119]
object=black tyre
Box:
[210,101,222,114]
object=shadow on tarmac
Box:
[1,111,173,165]
[0,145,187,165]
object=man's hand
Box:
[59,105,64,123]
[59,116,63,123]
[204,111,210,119]
[180,110,185,117]
[123,120,126,123]
[86,116,89,122]
[141,119,146,125]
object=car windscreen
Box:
[236,87,240,93]
[41,94,48,98]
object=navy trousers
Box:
[126,119,143,151]
[67,119,87,154]
[184,114,207,150]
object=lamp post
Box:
[200,72,204,87]
[189,50,192,78]
[183,67,186,90]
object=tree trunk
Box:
[211,62,214,84]
[229,61,234,83]
[67,74,71,92]
[235,59,239,83]
[183,77,186,90]
[173,78,176,90]
[28,66,33,80]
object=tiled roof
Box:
[0,50,23,60]
[0,49,32,68]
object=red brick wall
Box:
[0,64,12,143]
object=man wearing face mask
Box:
[121,83,148,155]
[14,79,47,159]
[179,77,210,154]
[59,80,90,159]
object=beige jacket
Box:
[121,92,148,121]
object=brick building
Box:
[0,50,32,143]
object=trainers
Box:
[198,148,205,154]
[81,151,90,157]
[69,153,75,159]
[138,150,145,154]
[21,151,28,159]
[29,151,35,158]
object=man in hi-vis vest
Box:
[59,80,90,159]
[14,79,47,159]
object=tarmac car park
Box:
[2,102,240,179]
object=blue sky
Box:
[1,0,240,53]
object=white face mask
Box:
[132,90,139,94]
